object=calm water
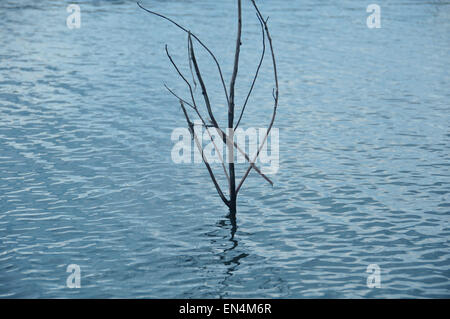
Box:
[0,0,449,298]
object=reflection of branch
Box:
[137,2,229,105]
[235,13,266,130]
[237,0,279,194]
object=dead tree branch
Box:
[188,33,220,128]
[179,100,229,206]
[139,0,278,213]
[235,13,266,130]
[227,0,243,214]
[165,84,230,184]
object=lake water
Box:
[0,0,449,298]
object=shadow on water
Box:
[213,213,248,298]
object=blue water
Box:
[0,0,449,298]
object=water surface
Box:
[0,0,449,298]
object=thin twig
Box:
[166,42,228,178]
[229,0,242,129]
[179,100,230,206]
[165,85,230,184]
[187,35,197,90]
[188,33,220,129]
[164,84,194,109]
[137,2,229,105]
[165,45,199,111]
[235,13,266,130]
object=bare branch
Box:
[179,100,230,206]
[165,84,230,184]
[188,33,220,128]
[141,0,279,210]
[165,42,230,185]
[226,0,243,211]
[228,0,242,129]
[165,45,199,111]
[187,35,197,90]
[203,126,230,184]
[235,13,266,130]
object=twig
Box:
[235,13,266,130]
[179,100,230,206]
[165,84,230,184]
[137,2,229,105]
[229,0,242,129]
[164,84,194,109]
[187,35,197,90]
[188,33,219,129]
[165,45,199,111]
